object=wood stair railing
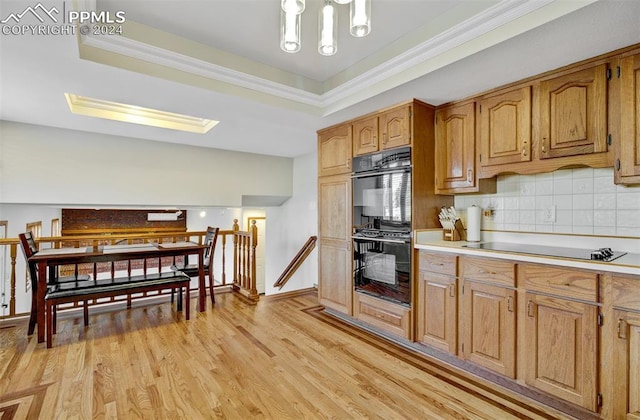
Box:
[273,236,317,290]
[0,220,258,319]
[233,220,259,303]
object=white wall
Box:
[265,152,318,295]
[0,121,293,207]
[0,120,323,315]
[454,168,640,237]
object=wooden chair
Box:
[171,226,219,304]
[18,232,92,335]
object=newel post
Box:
[249,220,259,301]
[10,244,17,316]
[232,219,239,290]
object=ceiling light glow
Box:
[64,93,219,134]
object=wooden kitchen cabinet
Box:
[608,274,640,419]
[352,104,412,156]
[417,251,458,354]
[460,257,516,378]
[520,264,599,412]
[318,123,352,177]
[479,86,532,168]
[317,174,352,314]
[539,63,608,160]
[435,101,477,194]
[616,51,640,185]
[353,292,411,339]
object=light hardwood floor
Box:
[0,290,574,419]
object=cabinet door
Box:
[539,63,608,159]
[524,293,598,411]
[380,105,411,150]
[435,102,476,193]
[417,271,457,354]
[318,175,352,314]
[618,53,640,184]
[461,281,516,378]
[318,241,352,314]
[612,310,640,419]
[318,124,352,176]
[479,86,531,167]
[353,116,379,156]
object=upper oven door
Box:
[352,167,411,230]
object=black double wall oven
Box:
[352,147,412,306]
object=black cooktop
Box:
[463,242,627,262]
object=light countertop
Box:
[414,229,640,276]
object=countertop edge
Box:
[414,242,640,276]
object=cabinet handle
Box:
[347,158,351,169]
[527,300,534,317]
[521,147,527,157]
[466,169,473,183]
[449,284,455,298]
[507,296,514,312]
[382,133,387,144]
[541,137,547,154]
[618,319,628,340]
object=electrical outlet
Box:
[543,205,556,223]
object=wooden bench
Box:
[45,271,191,348]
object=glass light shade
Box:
[350,0,371,37]
[280,10,301,53]
[318,3,337,56]
[334,0,352,3]
[281,0,305,14]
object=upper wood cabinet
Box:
[318,123,352,177]
[616,52,640,185]
[353,105,411,156]
[434,101,476,194]
[539,63,609,160]
[479,86,532,168]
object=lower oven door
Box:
[352,236,411,305]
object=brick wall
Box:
[61,209,187,234]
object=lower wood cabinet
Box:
[520,264,600,412]
[460,257,517,378]
[417,252,458,354]
[353,292,411,339]
[461,280,516,378]
[523,292,599,411]
[608,274,640,419]
[612,309,640,419]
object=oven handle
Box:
[351,167,411,179]
[352,236,410,244]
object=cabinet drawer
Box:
[612,274,640,311]
[354,292,411,339]
[461,256,515,287]
[418,251,457,276]
[519,264,598,302]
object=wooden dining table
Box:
[28,242,208,344]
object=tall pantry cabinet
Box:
[317,124,353,314]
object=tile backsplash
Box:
[454,168,640,237]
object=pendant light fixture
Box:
[279,0,371,55]
[318,1,337,56]
[350,0,371,37]
[281,0,305,14]
[280,9,301,53]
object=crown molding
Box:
[76,0,596,115]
